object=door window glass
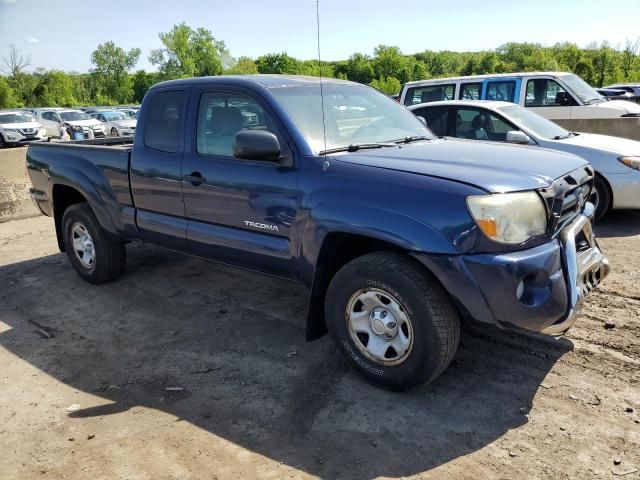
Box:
[525,79,574,106]
[458,83,482,100]
[454,107,516,141]
[413,107,449,137]
[197,92,276,157]
[486,81,517,102]
[404,84,455,105]
[144,90,185,153]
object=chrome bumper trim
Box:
[541,202,610,335]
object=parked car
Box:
[603,84,640,103]
[118,108,139,118]
[34,108,106,139]
[595,88,635,101]
[26,75,609,390]
[0,110,47,147]
[409,100,640,220]
[400,72,640,120]
[90,110,137,137]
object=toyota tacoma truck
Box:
[26,75,610,390]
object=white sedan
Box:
[409,100,640,220]
[90,110,137,137]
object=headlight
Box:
[618,155,640,170]
[5,128,18,133]
[467,192,547,244]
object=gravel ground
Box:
[0,212,638,480]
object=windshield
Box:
[269,83,434,153]
[103,111,128,121]
[0,113,35,123]
[60,111,91,121]
[500,105,571,140]
[561,74,604,104]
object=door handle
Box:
[184,172,206,186]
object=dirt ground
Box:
[0,212,638,480]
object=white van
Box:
[399,72,640,120]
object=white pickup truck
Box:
[400,72,640,121]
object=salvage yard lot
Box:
[0,213,639,479]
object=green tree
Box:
[32,70,76,107]
[369,76,401,95]
[345,53,375,84]
[373,45,405,79]
[0,77,18,108]
[256,52,300,74]
[225,57,259,75]
[91,41,140,103]
[150,23,228,79]
[410,62,428,81]
[132,70,157,103]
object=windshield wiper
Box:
[394,135,433,144]
[553,131,580,140]
[586,98,605,105]
[319,142,397,155]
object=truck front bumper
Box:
[414,204,610,335]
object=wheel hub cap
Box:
[345,288,413,366]
[370,308,398,339]
[71,223,95,268]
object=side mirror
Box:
[506,130,531,144]
[233,130,282,162]
[555,91,571,106]
[416,115,427,125]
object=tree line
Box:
[1,22,639,108]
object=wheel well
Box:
[306,233,404,341]
[52,185,87,252]
[595,172,613,205]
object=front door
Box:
[181,88,299,279]
[523,77,576,120]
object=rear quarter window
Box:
[404,84,455,106]
[143,90,185,153]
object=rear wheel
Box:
[325,252,460,390]
[592,175,611,221]
[62,203,126,283]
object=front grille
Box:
[539,166,595,237]
[19,128,36,135]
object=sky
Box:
[1,0,639,73]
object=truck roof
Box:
[404,71,573,87]
[153,74,359,90]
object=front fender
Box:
[300,202,457,287]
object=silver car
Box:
[90,110,137,137]
[409,100,640,219]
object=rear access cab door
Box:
[181,84,299,279]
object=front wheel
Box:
[111,127,118,137]
[62,203,126,283]
[325,252,460,390]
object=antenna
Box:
[316,0,328,159]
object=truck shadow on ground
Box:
[0,244,574,479]
[595,210,640,238]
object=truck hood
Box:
[332,139,588,193]
[589,99,640,114]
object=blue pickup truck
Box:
[26,75,609,389]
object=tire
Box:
[325,252,460,390]
[592,175,611,222]
[111,127,118,137]
[61,203,126,283]
[0,134,5,148]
